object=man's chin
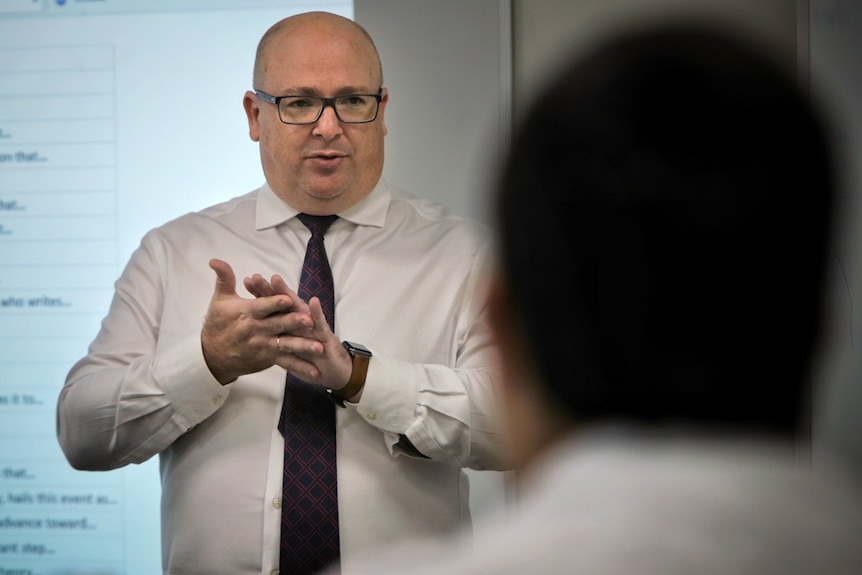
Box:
[289,181,353,214]
[306,186,348,203]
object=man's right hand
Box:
[200,258,313,384]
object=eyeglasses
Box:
[255,90,383,125]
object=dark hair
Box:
[496,24,834,437]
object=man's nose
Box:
[312,103,343,138]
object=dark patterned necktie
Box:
[278,213,340,574]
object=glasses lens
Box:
[334,94,379,123]
[278,97,323,124]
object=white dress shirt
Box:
[344,426,862,575]
[57,180,507,574]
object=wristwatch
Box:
[329,341,372,407]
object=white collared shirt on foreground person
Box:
[336,425,862,575]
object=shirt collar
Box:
[255,180,390,231]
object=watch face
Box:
[343,341,372,357]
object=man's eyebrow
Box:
[277,86,376,96]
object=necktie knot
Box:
[297,213,338,237]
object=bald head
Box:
[243,10,389,214]
[253,12,383,90]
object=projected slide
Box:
[0,41,121,569]
[0,1,350,573]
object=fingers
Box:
[242,273,309,318]
[244,273,292,297]
[279,298,352,388]
[209,258,237,298]
[272,333,323,381]
[243,273,276,298]
[274,354,321,380]
[270,274,294,296]
[273,333,323,357]
[307,297,332,336]
[242,275,303,321]
[269,311,314,336]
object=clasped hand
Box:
[201,258,352,388]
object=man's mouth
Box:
[307,153,345,171]
[309,150,346,159]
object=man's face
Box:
[244,21,388,215]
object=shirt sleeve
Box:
[348,245,510,471]
[56,231,229,471]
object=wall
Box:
[512,0,796,114]
[807,0,862,477]
[355,0,511,224]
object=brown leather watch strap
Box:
[329,342,371,407]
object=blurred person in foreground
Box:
[341,20,862,575]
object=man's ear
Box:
[243,91,261,142]
[378,87,389,137]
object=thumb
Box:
[209,258,238,299]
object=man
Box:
[56,12,506,575]
[347,20,862,575]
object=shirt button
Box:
[272,497,281,509]
[271,570,280,575]
[365,411,377,420]
[212,395,222,405]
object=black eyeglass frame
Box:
[254,89,383,125]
